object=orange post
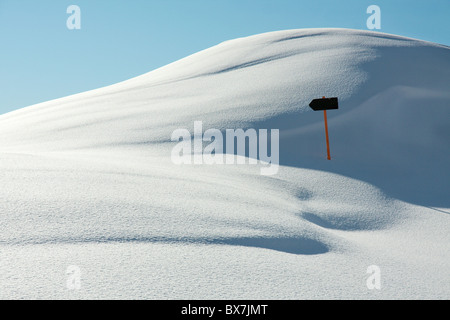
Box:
[322,96,331,160]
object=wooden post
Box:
[322,97,331,160]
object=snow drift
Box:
[0,28,449,299]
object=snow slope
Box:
[0,28,449,299]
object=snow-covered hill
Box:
[0,28,449,299]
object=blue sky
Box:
[0,0,448,114]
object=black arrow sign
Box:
[308,96,339,160]
[309,97,339,111]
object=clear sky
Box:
[0,0,449,114]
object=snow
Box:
[0,28,449,299]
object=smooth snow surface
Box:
[0,29,449,299]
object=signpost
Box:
[309,97,339,160]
